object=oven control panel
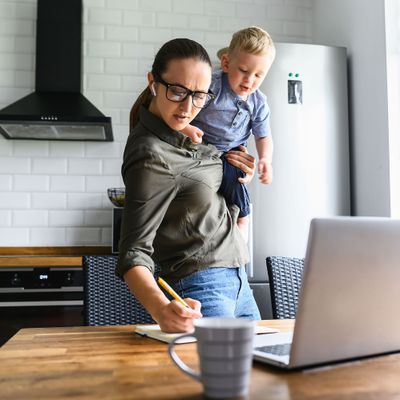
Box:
[0,267,83,289]
[0,267,84,307]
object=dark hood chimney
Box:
[0,0,113,141]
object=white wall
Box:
[313,0,392,216]
[0,0,313,246]
[385,0,400,217]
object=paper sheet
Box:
[135,324,279,344]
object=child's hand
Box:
[181,124,204,144]
[258,158,273,184]
[191,127,204,144]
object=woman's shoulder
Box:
[122,130,172,179]
[127,122,161,147]
[123,124,164,162]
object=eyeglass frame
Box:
[153,74,215,109]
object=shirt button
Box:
[233,122,237,126]
[238,101,242,106]
[238,111,242,115]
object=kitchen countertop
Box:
[0,246,112,256]
[0,247,113,268]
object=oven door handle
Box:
[0,300,83,307]
[0,287,83,293]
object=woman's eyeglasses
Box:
[154,75,215,109]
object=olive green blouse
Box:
[116,107,248,280]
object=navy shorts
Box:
[219,151,251,218]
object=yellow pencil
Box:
[157,277,191,309]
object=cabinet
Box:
[0,247,110,346]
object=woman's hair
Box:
[129,38,212,130]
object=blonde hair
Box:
[227,26,275,61]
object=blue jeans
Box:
[170,267,261,320]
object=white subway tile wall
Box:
[0,174,12,190]
[13,210,48,226]
[0,0,312,246]
[0,211,12,226]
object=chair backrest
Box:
[266,256,304,319]
[83,255,155,326]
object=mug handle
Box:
[168,333,200,382]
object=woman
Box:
[117,38,261,333]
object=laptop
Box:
[253,216,400,369]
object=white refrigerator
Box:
[247,43,351,317]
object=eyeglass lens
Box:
[166,85,212,108]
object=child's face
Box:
[221,49,272,98]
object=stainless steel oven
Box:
[0,264,84,345]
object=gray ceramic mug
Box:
[168,317,255,399]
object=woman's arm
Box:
[223,145,256,184]
[124,266,202,332]
[120,137,202,332]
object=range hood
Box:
[0,0,113,141]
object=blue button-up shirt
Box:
[192,70,271,152]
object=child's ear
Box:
[220,53,230,73]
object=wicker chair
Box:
[83,255,155,326]
[266,256,305,319]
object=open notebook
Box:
[135,324,279,344]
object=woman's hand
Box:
[224,145,256,184]
[155,298,202,333]
[124,266,202,333]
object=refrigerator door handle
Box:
[246,204,254,278]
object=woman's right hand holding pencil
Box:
[155,298,202,333]
[123,266,202,333]
[155,277,202,332]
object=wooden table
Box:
[1,320,400,399]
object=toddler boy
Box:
[183,26,275,240]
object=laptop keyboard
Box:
[255,343,292,356]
